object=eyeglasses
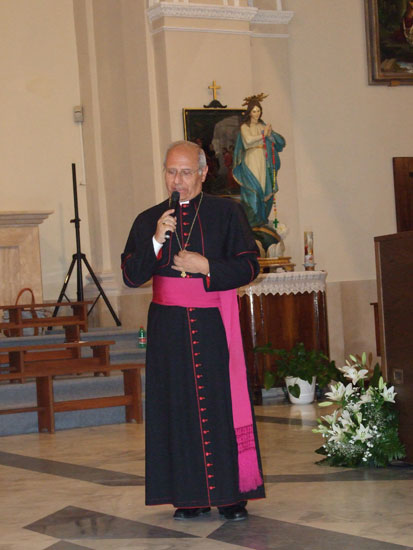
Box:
[165,168,200,179]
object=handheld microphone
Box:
[165,191,180,239]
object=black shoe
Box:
[173,507,211,520]
[218,503,248,521]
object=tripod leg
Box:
[52,256,77,318]
[82,255,122,326]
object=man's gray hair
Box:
[164,140,207,171]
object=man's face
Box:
[164,145,208,202]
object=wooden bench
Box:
[0,363,144,433]
[0,340,115,380]
[0,340,145,432]
[0,301,92,341]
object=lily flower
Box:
[381,385,396,403]
[339,409,355,429]
[325,382,354,402]
[338,365,369,384]
[353,424,373,442]
[321,410,339,425]
[327,423,346,443]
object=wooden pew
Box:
[0,340,144,432]
[0,301,92,341]
[0,362,144,433]
[0,340,114,380]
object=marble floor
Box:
[1,400,413,550]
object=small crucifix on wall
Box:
[204,79,226,108]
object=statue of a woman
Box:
[233,94,285,251]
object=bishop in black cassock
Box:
[121,141,265,519]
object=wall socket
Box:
[393,369,404,385]
[73,105,84,123]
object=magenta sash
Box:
[152,275,263,493]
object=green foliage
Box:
[255,342,343,394]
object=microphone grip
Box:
[165,191,180,239]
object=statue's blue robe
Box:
[233,127,285,228]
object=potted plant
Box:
[255,342,342,404]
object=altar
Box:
[239,271,329,404]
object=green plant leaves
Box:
[287,383,301,398]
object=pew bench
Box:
[0,362,145,433]
[0,340,115,379]
[0,301,92,341]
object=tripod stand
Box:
[52,164,121,326]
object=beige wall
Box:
[4,0,411,365]
[1,0,91,300]
[287,0,413,282]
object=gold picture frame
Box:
[365,0,413,85]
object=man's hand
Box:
[172,250,210,276]
[154,208,177,244]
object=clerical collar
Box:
[180,200,189,205]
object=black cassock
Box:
[121,192,265,507]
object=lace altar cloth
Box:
[238,271,327,297]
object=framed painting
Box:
[365,0,413,85]
[183,108,243,196]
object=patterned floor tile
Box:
[0,451,144,486]
[208,515,413,550]
[25,506,199,540]
[44,542,92,550]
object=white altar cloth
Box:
[239,271,327,297]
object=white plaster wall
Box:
[0,0,91,300]
[286,0,413,283]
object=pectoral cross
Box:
[208,80,221,101]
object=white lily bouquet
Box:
[313,353,405,467]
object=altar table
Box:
[239,271,329,404]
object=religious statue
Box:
[232,94,285,252]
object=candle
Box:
[304,231,314,268]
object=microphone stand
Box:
[52,164,121,326]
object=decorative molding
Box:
[239,271,327,297]
[0,211,53,227]
[147,2,257,23]
[251,32,289,39]
[147,2,294,33]
[152,25,289,38]
[152,25,246,36]
[252,9,294,25]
